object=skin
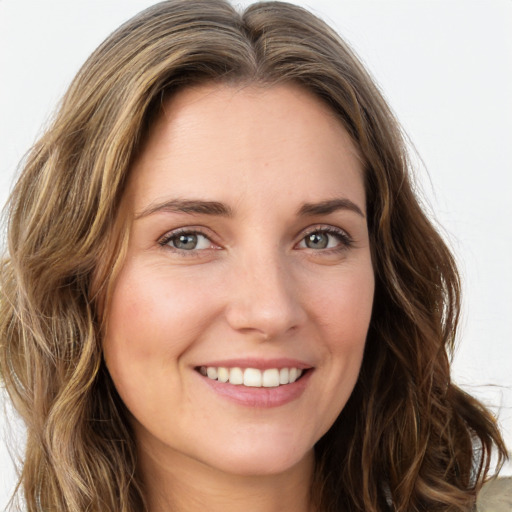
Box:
[103,83,375,512]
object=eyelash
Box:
[158,226,354,255]
[299,226,354,252]
[158,228,216,255]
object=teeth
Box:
[217,367,229,383]
[199,366,305,387]
[262,368,280,387]
[229,367,243,385]
[206,367,218,380]
[244,368,262,387]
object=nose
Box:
[224,251,306,340]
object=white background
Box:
[1,0,511,508]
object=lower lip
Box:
[198,370,312,408]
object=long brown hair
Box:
[0,1,506,511]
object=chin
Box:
[200,440,314,478]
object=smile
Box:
[198,366,304,388]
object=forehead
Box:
[127,83,365,214]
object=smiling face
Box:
[103,83,375,479]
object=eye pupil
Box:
[174,234,198,250]
[306,232,328,249]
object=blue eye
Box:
[161,231,213,251]
[304,232,330,249]
[298,228,352,250]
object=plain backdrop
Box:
[1,0,511,507]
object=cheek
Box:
[307,262,375,347]
[102,261,221,386]
[299,262,374,436]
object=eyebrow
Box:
[297,198,365,218]
[135,197,364,220]
[135,199,233,219]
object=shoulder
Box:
[476,477,512,512]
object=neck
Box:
[139,445,316,512]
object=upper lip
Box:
[195,358,313,370]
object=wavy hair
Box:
[0,1,506,511]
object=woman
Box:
[0,1,507,511]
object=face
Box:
[103,84,374,478]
